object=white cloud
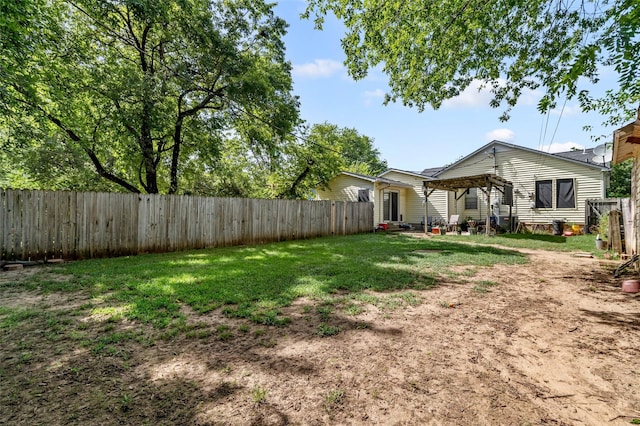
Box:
[550,104,581,116]
[364,89,385,98]
[363,88,385,105]
[443,79,540,108]
[292,59,343,78]
[485,128,515,143]
[537,141,585,153]
[443,80,494,108]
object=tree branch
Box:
[12,87,141,193]
[277,159,314,199]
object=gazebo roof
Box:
[422,173,511,192]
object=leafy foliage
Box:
[304,0,640,124]
[179,122,387,199]
[1,0,298,194]
[607,159,632,198]
[270,123,388,199]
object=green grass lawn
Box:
[438,232,598,252]
[1,233,535,330]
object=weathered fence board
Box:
[0,189,374,261]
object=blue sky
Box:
[273,1,618,173]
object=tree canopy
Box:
[181,122,387,199]
[304,0,640,124]
[1,0,299,194]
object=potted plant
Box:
[596,215,609,249]
[467,217,477,235]
[439,224,447,235]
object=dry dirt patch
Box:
[1,247,640,425]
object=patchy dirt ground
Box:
[1,241,640,425]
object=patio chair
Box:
[446,215,460,232]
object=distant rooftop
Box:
[420,166,445,177]
[553,148,608,165]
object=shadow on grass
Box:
[11,233,526,328]
[498,233,567,244]
[0,297,388,425]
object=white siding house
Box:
[376,169,446,227]
[434,141,609,225]
[316,172,413,226]
[317,141,609,230]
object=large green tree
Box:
[1,0,298,194]
[304,0,640,124]
[272,123,388,199]
[179,122,387,199]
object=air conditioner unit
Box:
[496,215,518,230]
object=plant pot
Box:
[439,228,447,235]
[622,279,640,293]
[468,227,477,235]
[596,239,607,250]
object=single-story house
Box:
[314,171,415,225]
[318,140,610,230]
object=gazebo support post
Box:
[486,182,493,236]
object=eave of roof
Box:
[335,171,413,188]
[378,168,434,179]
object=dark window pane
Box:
[557,179,575,208]
[535,180,552,208]
[358,189,370,202]
[465,188,478,209]
[383,192,390,221]
[503,185,513,206]
[391,192,399,221]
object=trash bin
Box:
[552,220,565,235]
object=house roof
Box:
[554,148,608,166]
[432,140,609,176]
[337,171,413,188]
[378,168,434,179]
[420,167,445,177]
[339,171,378,182]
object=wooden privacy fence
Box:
[0,189,374,261]
[584,198,628,233]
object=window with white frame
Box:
[556,178,575,208]
[357,189,370,202]
[465,188,478,210]
[535,180,552,208]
